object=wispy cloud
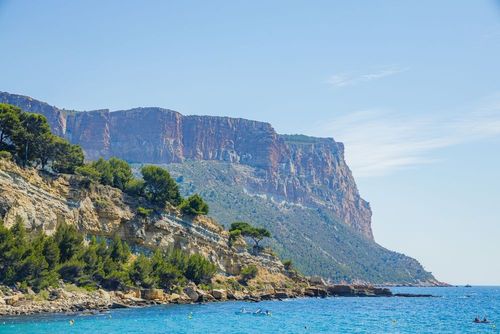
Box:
[327,66,409,88]
[314,97,500,177]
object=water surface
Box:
[1,287,498,333]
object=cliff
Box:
[0,92,371,239]
[0,159,282,278]
[0,92,437,284]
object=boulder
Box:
[227,291,245,300]
[4,294,21,306]
[211,289,227,300]
[49,288,72,300]
[141,288,165,301]
[309,276,327,286]
[327,285,355,296]
[372,287,392,296]
[183,286,199,302]
[274,291,289,299]
[97,289,111,301]
[169,292,192,304]
[124,288,141,299]
[111,302,129,309]
[305,287,327,298]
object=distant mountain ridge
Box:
[0,91,438,284]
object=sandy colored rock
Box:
[211,289,227,300]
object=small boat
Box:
[465,284,472,288]
[473,317,490,324]
[235,308,272,316]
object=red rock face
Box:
[0,92,373,239]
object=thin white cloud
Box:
[327,66,409,88]
[314,98,500,177]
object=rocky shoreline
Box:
[1,282,431,317]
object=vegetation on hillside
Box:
[0,219,216,292]
[165,160,436,284]
[0,102,209,218]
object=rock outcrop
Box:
[0,159,283,277]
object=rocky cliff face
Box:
[0,92,372,239]
[0,159,283,277]
[0,92,439,284]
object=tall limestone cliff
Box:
[0,92,436,284]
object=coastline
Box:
[0,283,400,317]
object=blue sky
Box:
[1,0,499,284]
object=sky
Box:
[1,0,499,285]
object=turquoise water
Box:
[1,287,499,333]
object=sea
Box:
[0,287,498,333]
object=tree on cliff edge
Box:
[141,165,182,206]
[229,222,271,249]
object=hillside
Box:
[0,92,438,284]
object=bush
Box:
[240,265,258,281]
[94,198,111,209]
[125,179,145,196]
[137,206,153,217]
[184,254,217,284]
[282,259,293,270]
[179,194,209,216]
[75,165,101,183]
[0,150,12,160]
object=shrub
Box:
[94,198,111,209]
[179,194,209,216]
[282,259,293,270]
[240,265,258,281]
[137,206,153,217]
[0,150,12,160]
[75,165,101,183]
[125,178,145,196]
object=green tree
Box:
[54,223,84,262]
[0,220,16,282]
[125,178,145,196]
[107,157,133,190]
[41,234,60,270]
[184,253,217,284]
[229,222,271,248]
[129,254,154,288]
[179,194,209,216]
[51,138,84,173]
[109,234,131,263]
[57,259,85,284]
[141,165,182,206]
[13,112,52,167]
[88,157,133,190]
[0,104,21,152]
[151,249,184,290]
